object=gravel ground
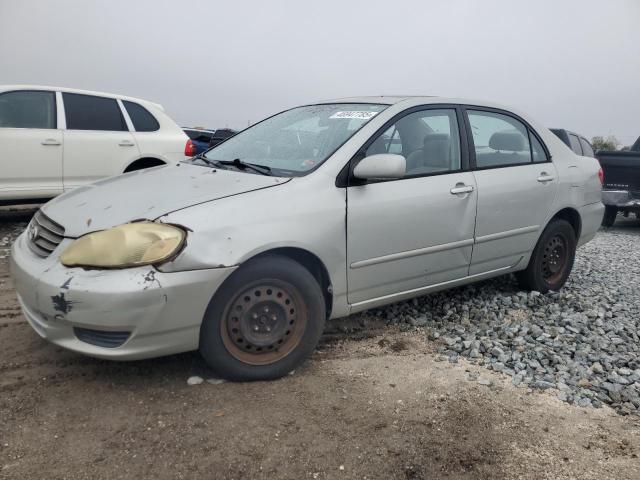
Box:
[361,216,640,415]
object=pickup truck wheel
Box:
[601,206,617,227]
[516,219,576,293]
[199,255,325,381]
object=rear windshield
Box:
[201,103,387,176]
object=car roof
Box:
[0,84,164,111]
[315,95,522,111]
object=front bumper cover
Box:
[10,233,236,360]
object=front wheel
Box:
[199,255,325,381]
[516,219,576,293]
[601,206,617,227]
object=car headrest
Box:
[422,133,450,168]
[489,131,525,152]
[423,133,450,147]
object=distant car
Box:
[183,128,216,155]
[11,96,603,381]
[0,85,189,205]
[209,128,237,148]
[596,135,640,226]
[550,128,595,157]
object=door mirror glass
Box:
[353,154,406,180]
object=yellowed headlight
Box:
[60,222,185,268]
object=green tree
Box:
[591,135,619,151]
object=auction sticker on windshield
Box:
[329,111,379,120]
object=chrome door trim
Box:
[350,258,522,310]
[474,225,539,245]
[350,238,474,270]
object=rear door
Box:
[0,90,62,200]
[347,106,477,306]
[465,108,558,275]
[61,93,140,190]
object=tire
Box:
[199,255,325,381]
[516,219,576,293]
[601,206,617,227]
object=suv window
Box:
[123,101,160,132]
[0,90,56,129]
[579,137,594,157]
[365,108,461,176]
[63,93,127,131]
[568,134,582,155]
[467,110,532,168]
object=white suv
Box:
[0,85,189,203]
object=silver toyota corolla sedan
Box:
[11,96,604,380]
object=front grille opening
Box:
[73,327,131,348]
[28,210,66,258]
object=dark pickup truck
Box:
[597,136,640,226]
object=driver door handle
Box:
[41,138,61,146]
[450,184,474,195]
[119,140,135,147]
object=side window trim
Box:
[0,89,57,130]
[55,91,66,129]
[337,104,470,187]
[117,99,134,132]
[461,105,551,170]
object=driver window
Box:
[365,109,461,176]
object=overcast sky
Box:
[1,0,639,143]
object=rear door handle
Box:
[450,184,475,195]
[41,138,61,146]
[537,172,555,183]
[119,140,135,147]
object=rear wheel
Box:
[516,219,576,293]
[601,206,617,227]
[199,255,325,381]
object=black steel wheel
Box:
[200,255,325,381]
[220,280,307,366]
[516,219,576,293]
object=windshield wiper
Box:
[215,158,272,176]
[190,153,218,167]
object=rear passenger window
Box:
[579,138,594,157]
[568,134,582,155]
[0,90,56,129]
[530,134,548,163]
[123,101,160,132]
[63,93,127,131]
[365,108,461,177]
[467,110,531,168]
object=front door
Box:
[346,107,477,306]
[0,90,63,201]
[464,108,558,275]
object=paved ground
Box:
[1,207,639,480]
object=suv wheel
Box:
[516,219,576,293]
[199,255,325,381]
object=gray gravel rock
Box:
[368,227,640,415]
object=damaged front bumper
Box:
[10,233,236,360]
[601,190,640,209]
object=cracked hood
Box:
[42,163,290,237]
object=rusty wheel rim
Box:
[220,280,307,365]
[541,233,568,283]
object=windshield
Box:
[198,103,387,176]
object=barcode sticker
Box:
[329,111,378,120]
